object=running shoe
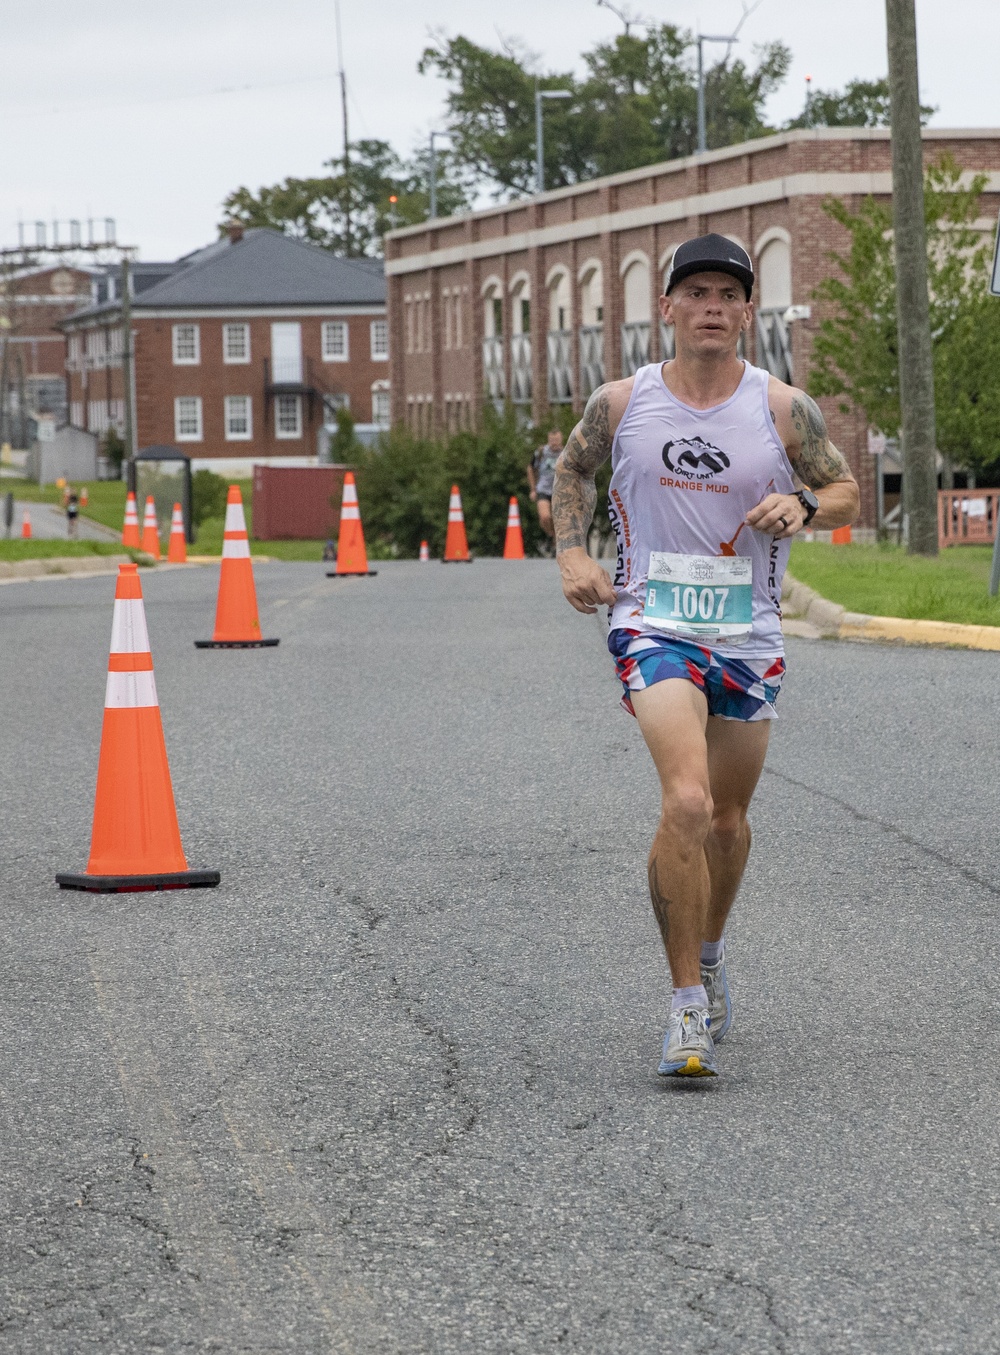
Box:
[701,957,732,1043]
[658,1005,718,1078]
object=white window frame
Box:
[223,323,250,364]
[224,395,253,441]
[172,324,200,365]
[174,396,203,442]
[274,394,302,439]
[322,320,349,362]
[370,318,389,360]
[371,381,391,426]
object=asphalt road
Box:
[6,498,120,541]
[2,559,999,1354]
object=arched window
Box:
[509,273,532,406]
[756,235,793,381]
[621,253,651,375]
[578,261,603,326]
[481,278,505,406]
[578,261,605,396]
[546,268,573,403]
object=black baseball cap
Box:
[665,233,754,300]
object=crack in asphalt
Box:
[765,764,1000,900]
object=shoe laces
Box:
[675,1006,709,1043]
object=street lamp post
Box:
[535,84,572,195]
[428,131,450,221]
[696,34,740,154]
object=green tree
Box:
[102,427,126,479]
[810,156,1000,473]
[786,76,934,129]
[419,26,791,197]
[220,139,469,257]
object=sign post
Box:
[989,213,1000,594]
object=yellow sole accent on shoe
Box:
[677,1056,716,1078]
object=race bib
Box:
[643,552,753,643]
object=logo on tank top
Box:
[661,435,730,481]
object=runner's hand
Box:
[557,547,617,614]
[745,493,805,540]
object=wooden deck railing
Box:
[938,490,1000,547]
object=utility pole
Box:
[120,254,135,463]
[886,0,938,555]
[334,0,351,256]
[535,83,572,195]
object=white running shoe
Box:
[701,957,732,1043]
[658,1005,718,1078]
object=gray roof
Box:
[62,229,385,325]
[137,229,386,308]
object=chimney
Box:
[226,222,245,244]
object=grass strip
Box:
[788,541,1000,628]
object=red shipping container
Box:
[251,465,350,540]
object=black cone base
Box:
[194,638,280,648]
[56,869,221,894]
[326,570,378,577]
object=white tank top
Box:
[608,361,796,658]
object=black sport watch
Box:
[795,489,819,526]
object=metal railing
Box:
[547,330,573,404]
[579,325,605,398]
[510,333,532,405]
[621,321,650,376]
[755,308,793,383]
[659,321,676,362]
[482,336,505,406]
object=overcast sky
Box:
[4,0,998,262]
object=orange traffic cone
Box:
[56,563,220,893]
[122,491,140,548]
[503,497,525,559]
[21,509,31,539]
[419,540,429,562]
[80,486,89,507]
[141,496,161,560]
[167,502,187,563]
[326,472,377,578]
[831,525,852,545]
[442,485,472,563]
[195,485,278,648]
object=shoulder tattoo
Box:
[788,392,853,487]
[561,385,614,478]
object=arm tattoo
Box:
[552,385,614,553]
[788,393,853,488]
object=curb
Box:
[781,573,1000,652]
[0,552,159,584]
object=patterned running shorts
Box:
[608,628,786,722]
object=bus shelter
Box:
[127,446,193,546]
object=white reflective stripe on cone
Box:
[449,494,461,509]
[448,511,463,522]
[343,482,359,505]
[222,536,251,559]
[340,505,360,520]
[171,509,184,527]
[109,598,151,655]
[105,670,158,709]
[224,502,247,532]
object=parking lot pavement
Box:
[1,558,999,1353]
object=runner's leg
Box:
[537,498,554,538]
[703,717,771,941]
[630,679,712,988]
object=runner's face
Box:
[547,431,563,451]
[661,272,751,357]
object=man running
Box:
[552,233,858,1079]
[527,428,563,547]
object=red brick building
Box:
[0,264,93,442]
[385,127,1000,527]
[61,228,389,470]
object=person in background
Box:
[66,491,79,540]
[527,428,563,552]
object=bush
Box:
[328,406,361,462]
[353,405,611,558]
[191,469,229,528]
[102,428,126,478]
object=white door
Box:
[271,322,302,383]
